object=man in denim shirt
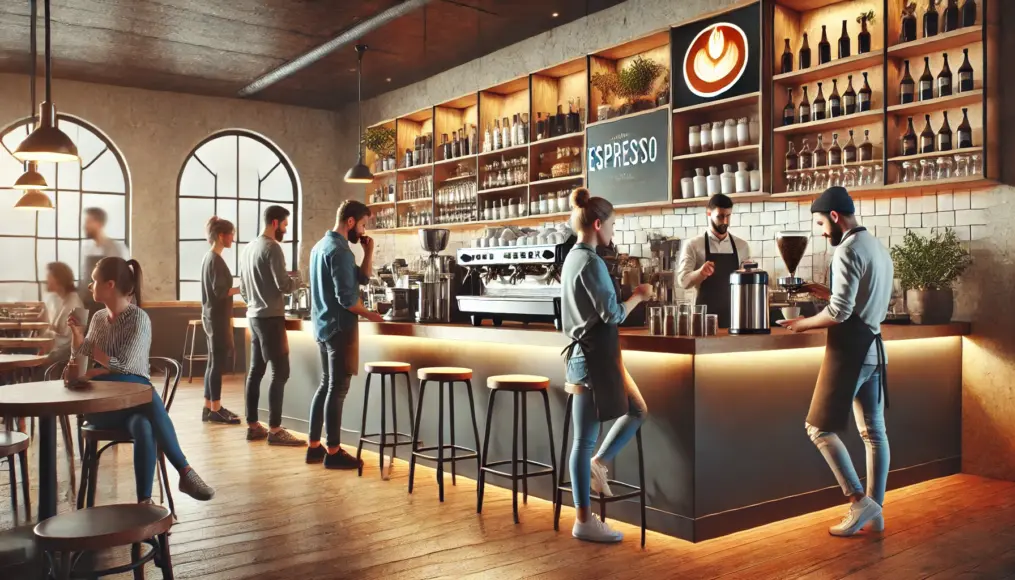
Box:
[306,200,384,469]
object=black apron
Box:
[697,232,740,328]
[562,246,628,422]
[805,227,889,432]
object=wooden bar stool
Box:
[477,375,557,524]
[34,503,174,579]
[355,362,416,478]
[180,320,208,383]
[553,383,647,547]
[1,431,30,520]
[408,367,481,502]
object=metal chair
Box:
[1,430,30,520]
[77,357,183,517]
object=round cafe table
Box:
[0,321,48,332]
[0,380,152,520]
[0,336,54,353]
[0,354,50,374]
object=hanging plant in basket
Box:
[890,228,972,324]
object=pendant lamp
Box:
[344,44,374,184]
[14,189,54,210]
[15,0,49,192]
[14,0,78,163]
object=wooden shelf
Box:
[673,144,760,162]
[366,200,395,207]
[478,143,529,159]
[529,132,584,147]
[371,169,397,178]
[673,191,769,206]
[440,174,477,183]
[774,110,882,136]
[771,177,996,200]
[881,175,992,192]
[888,28,983,60]
[774,52,884,86]
[785,160,880,175]
[887,146,982,164]
[478,183,529,195]
[586,104,670,129]
[435,154,477,167]
[397,164,433,175]
[673,92,761,115]
[530,175,584,187]
[887,90,984,117]
[398,197,433,205]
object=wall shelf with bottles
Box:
[478,77,531,156]
[672,143,760,162]
[395,108,434,170]
[886,88,982,116]
[773,51,884,85]
[774,108,882,135]
[529,131,585,148]
[434,93,479,164]
[531,57,588,144]
[589,30,671,125]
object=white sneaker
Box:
[590,460,614,497]
[867,513,885,532]
[829,497,882,537]
[573,515,624,543]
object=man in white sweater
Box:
[780,186,894,537]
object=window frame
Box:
[175,130,300,300]
[0,114,131,300]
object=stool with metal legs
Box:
[477,374,557,524]
[181,320,208,383]
[408,367,481,502]
[553,382,646,547]
[355,362,416,478]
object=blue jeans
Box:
[308,334,352,448]
[806,364,890,505]
[566,356,646,508]
[85,374,190,501]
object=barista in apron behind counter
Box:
[561,187,655,544]
[780,186,894,537]
[676,193,752,328]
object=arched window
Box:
[0,115,130,301]
[176,131,300,301]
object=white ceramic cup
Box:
[781,306,801,320]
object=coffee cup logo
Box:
[682,23,749,98]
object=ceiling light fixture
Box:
[344,44,374,184]
[14,189,54,210]
[14,0,49,194]
[14,0,78,163]
[386,77,392,82]
[552,12,559,17]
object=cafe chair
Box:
[78,357,182,518]
[553,382,647,547]
[1,430,30,520]
[477,375,557,524]
[355,362,416,478]
[34,503,174,579]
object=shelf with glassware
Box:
[478,76,531,157]
[434,93,480,164]
[589,30,671,125]
[395,108,434,170]
[363,119,398,175]
[531,56,588,144]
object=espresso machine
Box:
[455,237,575,328]
[284,272,310,319]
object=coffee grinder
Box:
[775,231,819,318]
[417,228,454,323]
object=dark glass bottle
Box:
[924,0,940,37]
[786,141,798,171]
[860,129,875,161]
[813,133,828,167]
[920,114,936,153]
[829,79,842,117]
[781,39,794,74]
[901,117,918,156]
[838,20,851,59]
[555,105,566,137]
[441,133,450,160]
[783,87,795,126]
[536,112,546,140]
[902,9,918,42]
[938,111,953,151]
[843,130,858,163]
[829,133,843,165]
[958,48,975,92]
[799,86,811,123]
[459,128,467,157]
[859,72,873,111]
[961,0,977,27]
[938,53,953,98]
[567,103,580,134]
[957,107,973,148]
[451,132,460,158]
[858,15,872,54]
[942,0,960,32]
[818,25,832,64]
[919,56,934,101]
[799,140,812,169]
[843,75,858,114]
[799,33,812,69]
[900,60,916,104]
[813,82,827,121]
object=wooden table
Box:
[0,337,54,353]
[0,354,50,374]
[0,380,152,520]
[0,321,48,332]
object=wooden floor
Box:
[2,376,1015,579]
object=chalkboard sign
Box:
[586,108,670,205]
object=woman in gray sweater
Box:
[201,217,242,424]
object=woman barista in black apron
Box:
[780,187,893,537]
[560,187,655,543]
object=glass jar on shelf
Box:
[953,154,970,178]
[900,161,916,183]
[800,171,814,192]
[936,156,954,180]
[919,159,934,181]
[970,153,982,176]
[873,163,883,184]
[786,173,799,192]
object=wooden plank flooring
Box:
[2,375,1015,579]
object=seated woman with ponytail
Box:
[69,257,216,504]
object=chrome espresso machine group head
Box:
[456,238,575,329]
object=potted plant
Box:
[890,228,972,324]
[617,56,664,114]
[363,126,396,172]
[591,71,620,120]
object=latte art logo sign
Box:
[682,23,749,98]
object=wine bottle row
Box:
[439,125,479,161]
[781,17,873,75]
[786,131,877,172]
[534,100,584,141]
[900,0,977,44]
[899,108,974,156]
[783,73,872,126]
[898,50,974,104]
[482,114,529,153]
[404,134,434,168]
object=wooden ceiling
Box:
[0,0,625,110]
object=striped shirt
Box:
[77,303,152,379]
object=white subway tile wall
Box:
[370,192,994,282]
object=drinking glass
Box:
[873,164,884,185]
[677,302,693,336]
[936,156,953,180]
[954,154,970,178]
[844,167,858,188]
[829,167,842,187]
[649,306,663,336]
[692,305,708,337]
[786,173,798,192]
[800,171,813,191]
[860,165,873,186]
[663,305,677,336]
[971,153,982,176]
[705,314,719,337]
[901,161,915,183]
[919,159,934,181]
[814,170,829,191]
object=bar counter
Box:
[238,317,968,542]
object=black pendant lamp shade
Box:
[14,189,54,210]
[344,44,374,184]
[14,0,78,164]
